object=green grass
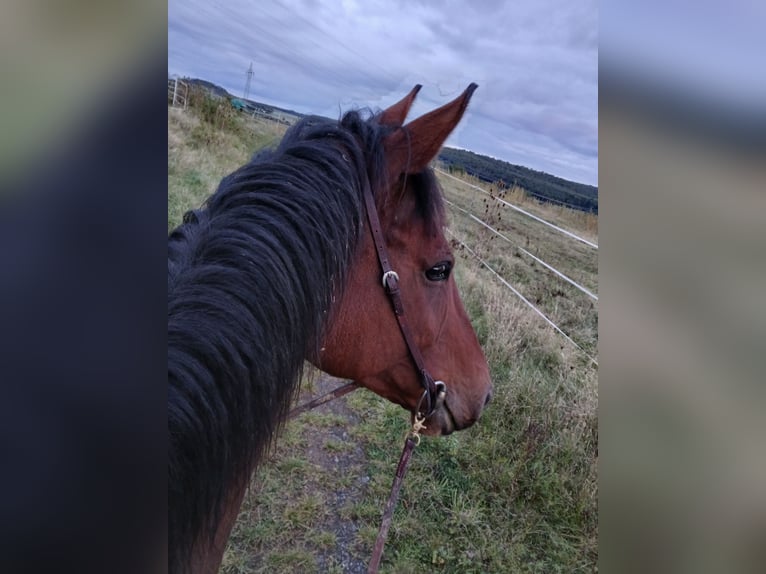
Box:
[168,104,286,231]
[169,98,597,573]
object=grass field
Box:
[168,98,598,573]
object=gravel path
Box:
[300,373,370,574]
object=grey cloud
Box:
[168,0,597,185]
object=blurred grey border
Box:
[0,1,167,573]
[0,1,165,187]
[601,1,765,572]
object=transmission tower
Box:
[244,62,254,100]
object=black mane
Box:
[167,109,444,573]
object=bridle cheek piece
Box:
[362,179,447,419]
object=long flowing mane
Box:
[168,109,445,573]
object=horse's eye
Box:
[425,261,452,282]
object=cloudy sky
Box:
[169,0,598,186]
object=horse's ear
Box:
[384,83,478,176]
[378,84,422,126]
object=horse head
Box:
[317,84,493,435]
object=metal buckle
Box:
[381,270,399,289]
[415,381,448,418]
[434,381,447,410]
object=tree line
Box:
[438,147,598,213]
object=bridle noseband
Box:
[362,178,447,419]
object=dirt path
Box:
[299,373,370,573]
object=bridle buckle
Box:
[381,270,399,290]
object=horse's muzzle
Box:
[422,385,492,436]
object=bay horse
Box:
[168,84,492,573]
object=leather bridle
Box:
[287,174,451,573]
[361,178,447,420]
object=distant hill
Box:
[438,147,598,213]
[183,78,305,121]
[186,78,230,99]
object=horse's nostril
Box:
[484,391,493,407]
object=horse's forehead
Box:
[385,176,442,220]
[387,211,449,260]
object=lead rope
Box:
[288,176,442,571]
[288,384,424,573]
[287,381,359,420]
[359,178,437,570]
[367,414,426,574]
